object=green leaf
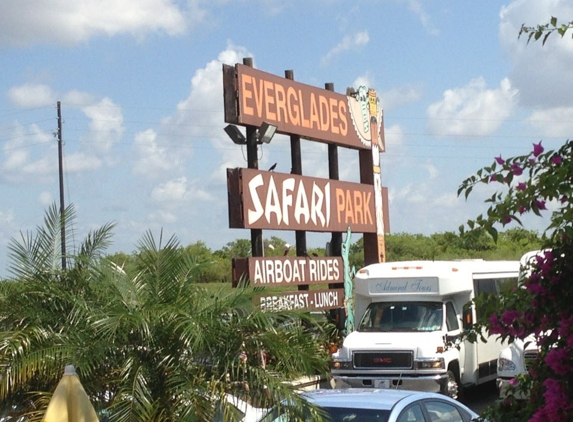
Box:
[464,185,473,199]
[486,226,498,243]
[551,16,557,27]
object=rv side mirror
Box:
[462,307,473,330]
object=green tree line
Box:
[106,228,544,285]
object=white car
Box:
[258,388,480,421]
[221,394,268,422]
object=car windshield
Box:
[260,406,390,422]
[358,302,443,332]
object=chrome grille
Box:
[524,350,538,371]
[353,351,413,369]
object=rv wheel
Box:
[446,370,460,400]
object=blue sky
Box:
[1,0,572,277]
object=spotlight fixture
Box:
[224,124,246,145]
[257,122,277,144]
[224,122,277,145]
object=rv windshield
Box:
[358,302,443,332]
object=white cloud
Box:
[380,85,423,111]
[1,123,55,184]
[148,210,178,224]
[424,162,439,180]
[2,90,124,182]
[63,152,103,172]
[434,191,459,207]
[321,31,369,65]
[132,129,179,178]
[500,0,573,108]
[426,77,518,136]
[149,177,213,222]
[151,177,192,204]
[7,84,56,107]
[385,124,405,147]
[352,74,375,91]
[526,107,573,137]
[128,43,253,216]
[0,0,191,47]
[387,180,471,235]
[63,90,98,106]
[80,97,124,157]
[401,0,439,35]
[38,191,53,206]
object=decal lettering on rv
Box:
[371,278,439,294]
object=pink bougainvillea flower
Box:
[532,141,544,157]
[545,349,571,375]
[501,310,521,325]
[501,216,512,225]
[524,278,546,295]
[516,182,527,191]
[490,174,497,182]
[488,314,505,334]
[495,155,505,165]
[561,195,568,203]
[551,155,563,165]
[568,332,573,348]
[534,378,573,421]
[519,205,527,214]
[510,162,523,176]
[535,200,547,210]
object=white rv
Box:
[496,250,547,398]
[330,259,520,399]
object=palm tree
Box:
[0,203,115,419]
[0,205,330,421]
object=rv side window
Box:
[473,277,518,319]
[445,302,459,331]
[473,277,517,297]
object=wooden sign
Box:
[223,64,384,151]
[227,168,389,233]
[256,288,345,312]
[232,256,343,287]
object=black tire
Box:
[446,369,461,400]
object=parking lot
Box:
[460,381,499,415]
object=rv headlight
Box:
[415,358,445,370]
[498,357,517,372]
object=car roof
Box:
[300,389,479,417]
[300,388,427,410]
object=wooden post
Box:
[243,58,263,257]
[285,70,308,291]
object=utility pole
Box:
[57,101,66,270]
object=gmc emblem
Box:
[373,357,392,364]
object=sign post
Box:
[224,60,390,311]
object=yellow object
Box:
[42,365,99,422]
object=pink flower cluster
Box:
[530,378,573,422]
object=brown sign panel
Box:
[256,288,345,312]
[223,63,371,150]
[227,168,379,233]
[232,256,343,287]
